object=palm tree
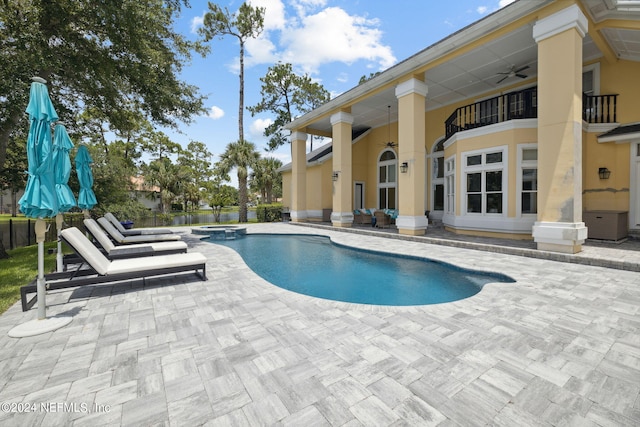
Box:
[251,157,282,204]
[218,140,260,222]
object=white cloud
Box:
[278,7,396,73]
[249,0,287,31]
[250,118,273,137]
[245,36,279,67]
[477,6,488,14]
[206,106,225,120]
[190,14,204,34]
[499,0,516,7]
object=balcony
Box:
[444,87,618,140]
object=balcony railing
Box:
[445,87,537,139]
[583,93,618,123]
[444,87,619,140]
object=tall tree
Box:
[177,141,213,211]
[248,62,330,151]
[199,2,265,142]
[250,157,282,204]
[0,0,206,258]
[217,140,260,223]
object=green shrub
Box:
[256,203,282,222]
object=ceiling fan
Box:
[382,105,397,148]
[496,65,530,84]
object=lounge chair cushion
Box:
[84,218,187,254]
[98,217,181,243]
[60,227,206,276]
[62,227,111,275]
[105,212,173,235]
[106,252,207,275]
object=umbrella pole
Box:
[8,217,73,337]
[35,219,47,320]
[56,214,64,272]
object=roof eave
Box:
[285,0,554,132]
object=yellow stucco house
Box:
[280,0,640,254]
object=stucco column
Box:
[395,78,428,236]
[290,131,307,222]
[531,4,588,253]
[330,111,354,227]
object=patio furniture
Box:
[67,218,188,264]
[104,212,174,235]
[374,210,392,229]
[20,227,207,311]
[354,209,373,225]
[97,217,182,244]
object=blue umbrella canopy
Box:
[52,124,76,212]
[18,81,59,218]
[75,144,97,210]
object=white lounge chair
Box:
[104,212,174,236]
[83,218,188,258]
[20,227,207,311]
[98,217,182,243]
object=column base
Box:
[291,210,307,222]
[532,221,587,254]
[331,212,353,228]
[396,215,428,236]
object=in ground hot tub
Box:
[191,225,247,240]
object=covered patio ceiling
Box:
[296,0,640,139]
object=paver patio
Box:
[0,222,638,426]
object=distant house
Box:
[281,0,640,254]
[130,176,161,211]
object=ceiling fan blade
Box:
[496,75,508,84]
[515,73,527,79]
[514,65,530,73]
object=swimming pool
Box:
[209,234,515,306]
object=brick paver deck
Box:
[0,223,638,426]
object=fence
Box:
[0,211,257,251]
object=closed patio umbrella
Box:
[10,77,72,337]
[75,144,97,218]
[53,124,76,272]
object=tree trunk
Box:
[238,172,248,223]
[238,40,245,143]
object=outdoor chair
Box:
[60,218,188,266]
[374,210,392,229]
[20,227,207,311]
[97,217,182,244]
[105,212,174,235]
[354,209,373,225]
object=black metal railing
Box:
[583,93,618,123]
[445,87,538,139]
[445,87,619,140]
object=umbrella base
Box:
[8,316,72,338]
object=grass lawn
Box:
[0,243,56,315]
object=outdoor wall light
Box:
[332,171,339,181]
[598,167,611,179]
[400,162,409,173]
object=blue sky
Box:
[166,0,515,171]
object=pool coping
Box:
[291,222,640,272]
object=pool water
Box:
[209,234,515,306]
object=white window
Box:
[463,147,507,215]
[445,157,455,215]
[378,149,397,209]
[517,145,538,215]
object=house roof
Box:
[598,123,640,142]
[284,0,640,139]
[278,127,372,172]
